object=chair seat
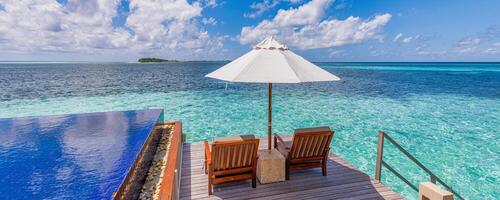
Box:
[214,169,253,177]
[275,135,293,157]
[277,135,293,149]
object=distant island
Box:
[138,58,179,63]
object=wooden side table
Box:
[256,149,285,184]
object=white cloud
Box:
[202,17,217,25]
[126,0,205,50]
[334,0,348,10]
[393,33,403,42]
[452,28,500,56]
[484,48,500,54]
[273,0,330,26]
[244,0,280,19]
[328,49,344,57]
[417,51,430,55]
[458,37,481,46]
[244,0,303,19]
[454,37,481,54]
[240,0,391,49]
[402,37,413,43]
[197,0,219,8]
[458,46,478,53]
[0,0,222,60]
[393,33,419,43]
[0,0,124,52]
[483,42,500,54]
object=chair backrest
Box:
[211,139,260,174]
[288,127,334,160]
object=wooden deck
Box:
[180,140,403,200]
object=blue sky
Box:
[0,0,499,62]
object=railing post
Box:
[419,182,454,200]
[373,131,464,200]
[375,130,385,181]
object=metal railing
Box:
[375,130,465,200]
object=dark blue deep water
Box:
[0,109,163,199]
[0,62,499,101]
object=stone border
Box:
[114,124,174,200]
[139,124,174,199]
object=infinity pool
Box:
[0,109,163,199]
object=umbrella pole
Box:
[268,83,272,150]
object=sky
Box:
[0,0,499,62]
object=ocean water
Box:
[0,62,499,199]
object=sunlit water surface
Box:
[0,62,498,199]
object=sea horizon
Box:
[1,60,500,64]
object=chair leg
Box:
[322,159,327,176]
[208,169,213,195]
[204,161,207,174]
[208,179,213,195]
[285,161,290,180]
[252,176,257,188]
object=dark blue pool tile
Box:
[0,109,163,199]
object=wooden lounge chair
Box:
[274,126,334,180]
[204,135,259,195]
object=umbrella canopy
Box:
[206,36,340,83]
[206,36,340,149]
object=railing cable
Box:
[375,131,465,200]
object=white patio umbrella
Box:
[206,36,340,149]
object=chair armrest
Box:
[204,141,211,163]
[275,134,286,145]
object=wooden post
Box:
[268,83,272,150]
[375,130,385,181]
[419,182,454,200]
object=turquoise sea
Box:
[0,62,498,199]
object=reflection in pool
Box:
[0,109,163,199]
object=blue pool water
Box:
[0,62,499,199]
[0,109,163,199]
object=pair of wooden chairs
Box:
[204,127,334,195]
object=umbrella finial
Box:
[254,36,289,50]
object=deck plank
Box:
[180,140,402,199]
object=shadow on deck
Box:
[179,140,402,200]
